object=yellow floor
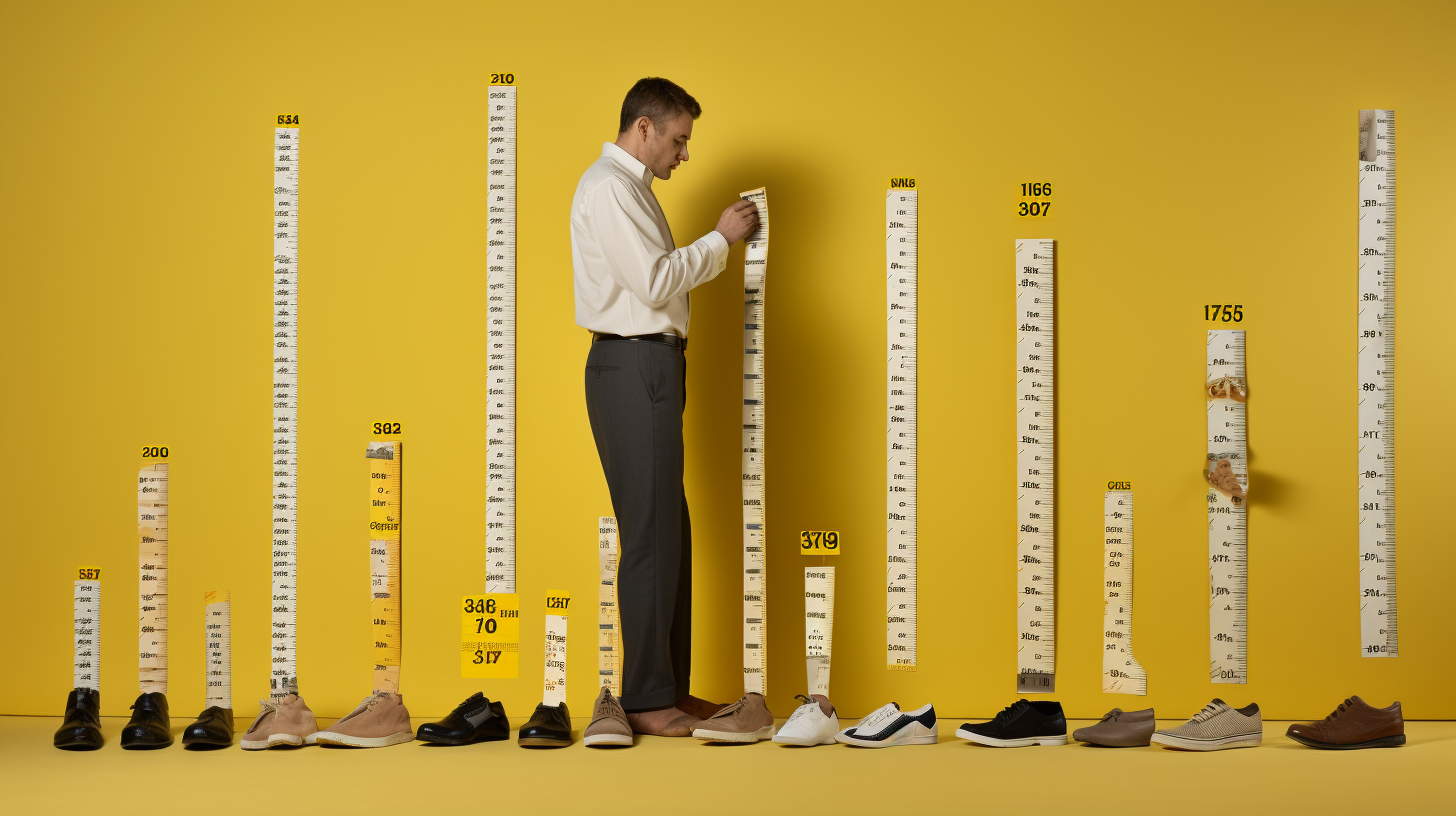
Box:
[2,716,1452,815]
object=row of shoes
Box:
[1073,696,1406,751]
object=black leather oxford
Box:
[416,693,510,745]
[518,701,572,748]
[182,706,234,748]
[120,692,173,749]
[53,688,104,750]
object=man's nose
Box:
[680,147,689,163]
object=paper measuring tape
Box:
[1102,489,1146,694]
[886,180,918,671]
[1015,239,1056,693]
[740,187,769,695]
[138,463,169,693]
[1357,109,1398,657]
[74,568,101,690]
[1206,329,1248,683]
[367,441,402,692]
[542,591,570,707]
[597,516,622,695]
[805,566,835,697]
[204,590,232,709]
[485,77,517,594]
[271,115,301,697]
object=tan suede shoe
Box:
[692,692,774,743]
[240,694,319,750]
[315,690,414,748]
[583,687,632,747]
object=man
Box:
[571,77,758,739]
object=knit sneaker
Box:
[1152,699,1262,751]
[836,701,938,748]
[691,692,774,743]
[240,693,319,750]
[773,695,840,746]
[315,690,414,748]
[583,687,632,747]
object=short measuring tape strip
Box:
[886,180,918,671]
[740,187,770,695]
[271,115,301,697]
[542,591,570,707]
[1357,109,1398,657]
[74,568,101,691]
[485,77,517,594]
[804,566,835,697]
[367,442,402,692]
[1015,239,1056,693]
[1206,329,1248,683]
[138,462,169,693]
[597,516,622,696]
[204,590,232,709]
[1102,490,1145,695]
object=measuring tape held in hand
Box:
[740,187,769,695]
[1206,329,1248,683]
[1102,489,1145,694]
[74,568,101,691]
[486,76,517,595]
[204,591,232,708]
[271,114,301,698]
[1015,239,1056,693]
[597,516,622,695]
[1357,109,1398,657]
[886,179,918,671]
[367,442,402,692]
[138,462,169,694]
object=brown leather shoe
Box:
[674,695,727,720]
[692,692,774,743]
[1287,696,1404,749]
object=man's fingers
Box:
[732,199,758,213]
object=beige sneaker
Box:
[240,694,319,750]
[583,687,633,747]
[692,692,774,743]
[315,690,414,748]
[1152,699,1262,751]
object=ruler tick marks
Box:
[271,118,300,698]
[486,81,517,595]
[886,185,918,672]
[741,187,769,694]
[1016,239,1056,693]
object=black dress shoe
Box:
[54,688,103,750]
[416,692,509,745]
[120,692,173,749]
[518,701,572,747]
[182,706,234,748]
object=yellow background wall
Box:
[3,1,1452,721]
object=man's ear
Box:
[637,116,652,141]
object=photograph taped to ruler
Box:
[886,183,917,671]
[740,186,769,694]
[271,118,300,698]
[485,82,517,595]
[1206,330,1248,683]
[1102,491,1145,695]
[1015,239,1055,693]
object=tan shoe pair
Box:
[240,694,319,750]
[241,690,412,750]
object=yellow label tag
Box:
[276,114,300,127]
[1106,480,1134,490]
[544,590,571,615]
[77,566,102,581]
[488,72,516,86]
[461,594,519,678]
[889,177,917,189]
[799,531,842,555]
[371,422,402,435]
[139,446,169,459]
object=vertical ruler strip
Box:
[367,442,402,692]
[740,187,769,695]
[74,575,101,691]
[1102,490,1145,694]
[138,463,169,693]
[1357,109,1397,657]
[204,590,232,709]
[597,516,622,695]
[1015,239,1056,693]
[1206,329,1248,683]
[485,80,517,594]
[805,566,835,697]
[886,182,918,671]
[543,591,569,707]
[271,117,300,697]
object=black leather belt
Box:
[592,332,686,350]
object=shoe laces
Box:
[856,702,900,732]
[255,698,278,718]
[784,695,817,725]
[991,699,1030,725]
[593,690,617,719]
[1099,708,1124,723]
[1323,698,1355,722]
[707,696,746,721]
[1189,701,1227,724]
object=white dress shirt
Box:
[572,142,730,338]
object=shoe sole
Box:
[518,737,573,747]
[693,725,774,743]
[772,733,838,746]
[583,733,634,747]
[313,730,413,748]
[416,733,509,746]
[1151,732,1261,751]
[956,728,1067,747]
[1287,733,1405,750]
[836,722,938,748]
[53,741,103,751]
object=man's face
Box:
[643,111,693,180]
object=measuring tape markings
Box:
[1015,239,1056,693]
[886,182,918,671]
[272,117,300,697]
[138,463,169,693]
[485,80,517,594]
[204,590,232,708]
[542,591,570,707]
[597,516,622,695]
[367,441,402,692]
[805,566,835,696]
[740,187,769,695]
[1206,329,1248,683]
[74,570,101,691]
[1357,109,1398,657]
[1102,490,1145,695]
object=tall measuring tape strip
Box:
[886,179,918,671]
[1102,490,1145,695]
[367,442,402,692]
[486,75,517,595]
[740,187,769,694]
[805,567,836,696]
[542,591,570,707]
[138,463,169,693]
[597,516,622,695]
[271,114,301,697]
[74,568,101,691]
[204,591,232,709]
[1015,239,1056,693]
[1357,109,1397,657]
[1206,330,1248,683]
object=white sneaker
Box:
[773,695,839,746]
[835,702,938,748]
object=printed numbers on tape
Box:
[799,531,841,555]
[1205,305,1244,323]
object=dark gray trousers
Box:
[584,339,691,710]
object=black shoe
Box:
[416,692,510,745]
[120,692,173,749]
[182,706,234,748]
[518,702,572,747]
[955,699,1068,747]
[53,688,104,750]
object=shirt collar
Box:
[602,142,654,188]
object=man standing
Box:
[572,78,759,738]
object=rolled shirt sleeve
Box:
[590,178,729,309]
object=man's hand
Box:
[714,199,760,244]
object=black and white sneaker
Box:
[957,699,1067,746]
[834,702,937,748]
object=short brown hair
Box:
[618,77,701,134]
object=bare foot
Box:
[810,694,833,717]
[626,706,701,737]
[674,695,728,720]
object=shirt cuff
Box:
[702,230,731,272]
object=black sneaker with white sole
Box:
[957,699,1067,747]
[834,702,938,748]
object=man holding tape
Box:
[571,77,758,738]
